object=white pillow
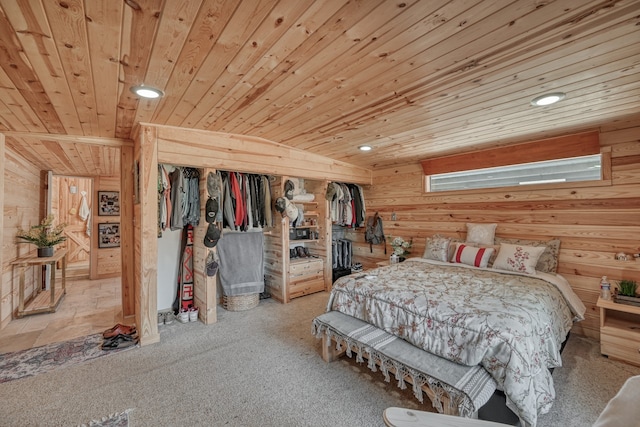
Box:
[492,243,546,275]
[466,223,497,245]
[423,235,451,262]
[451,243,494,268]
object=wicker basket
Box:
[223,293,259,311]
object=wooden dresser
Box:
[597,297,640,366]
[288,257,324,301]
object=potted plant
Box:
[614,279,640,307]
[16,214,67,257]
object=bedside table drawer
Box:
[601,330,640,366]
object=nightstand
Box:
[596,296,640,366]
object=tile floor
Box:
[0,275,125,353]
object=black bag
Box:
[364,212,386,254]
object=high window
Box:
[421,131,609,193]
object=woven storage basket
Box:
[223,293,259,311]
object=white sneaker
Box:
[189,308,199,322]
[177,310,189,323]
[157,312,165,326]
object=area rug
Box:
[78,409,132,427]
[0,333,138,383]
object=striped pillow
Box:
[452,243,494,268]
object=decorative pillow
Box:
[492,243,546,275]
[466,223,497,245]
[451,243,495,268]
[494,237,561,273]
[423,235,451,262]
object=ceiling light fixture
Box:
[130,85,164,99]
[359,145,372,151]
[531,92,565,106]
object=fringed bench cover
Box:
[312,311,497,417]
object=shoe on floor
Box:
[158,312,165,326]
[164,311,175,325]
[101,333,139,350]
[177,310,189,323]
[103,324,136,339]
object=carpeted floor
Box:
[1,291,639,426]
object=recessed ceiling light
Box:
[531,92,565,106]
[130,85,164,99]
[359,145,372,151]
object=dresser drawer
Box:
[289,259,323,276]
[289,278,325,299]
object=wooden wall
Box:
[347,118,640,341]
[1,144,45,328]
[90,176,122,279]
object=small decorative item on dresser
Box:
[615,252,629,261]
[600,276,611,300]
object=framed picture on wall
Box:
[98,223,120,248]
[98,191,120,216]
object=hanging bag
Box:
[365,212,386,254]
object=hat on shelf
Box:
[206,251,218,277]
[203,223,221,248]
[325,182,337,201]
[207,172,222,200]
[284,198,298,222]
[284,180,295,200]
[205,197,218,223]
[274,197,287,213]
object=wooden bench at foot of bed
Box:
[312,311,497,418]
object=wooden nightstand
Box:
[596,297,640,366]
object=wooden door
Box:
[51,176,92,269]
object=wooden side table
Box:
[11,249,68,318]
[596,296,640,366]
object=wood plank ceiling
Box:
[0,0,638,176]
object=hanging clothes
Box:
[169,168,184,231]
[328,182,366,228]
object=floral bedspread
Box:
[327,258,582,427]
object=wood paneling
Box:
[90,176,121,279]
[349,123,640,341]
[136,125,159,346]
[0,1,638,172]
[1,145,43,328]
[155,125,371,184]
[120,145,135,318]
[194,168,217,325]
[420,131,600,175]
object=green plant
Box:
[617,279,638,297]
[16,214,67,248]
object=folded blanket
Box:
[218,231,265,296]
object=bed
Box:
[313,254,586,427]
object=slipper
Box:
[101,333,139,350]
[103,324,137,339]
